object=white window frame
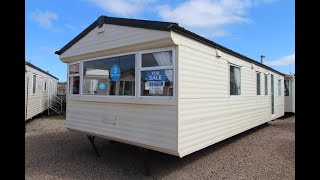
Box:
[43,81,47,92]
[68,62,81,96]
[278,79,281,96]
[69,47,176,99]
[228,63,242,96]
[32,74,36,95]
[264,74,268,95]
[256,72,261,95]
[284,79,290,96]
[138,47,176,99]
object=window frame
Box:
[138,47,176,98]
[264,74,268,95]
[278,79,281,96]
[68,47,176,99]
[68,62,81,96]
[284,79,290,96]
[43,81,47,92]
[228,63,242,96]
[32,74,36,95]
[256,72,261,95]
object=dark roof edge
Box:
[25,61,59,80]
[170,25,286,76]
[55,16,173,55]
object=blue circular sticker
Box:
[110,65,121,81]
[98,82,105,89]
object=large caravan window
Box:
[256,72,261,95]
[265,74,268,95]
[83,54,135,96]
[140,50,174,96]
[32,74,36,94]
[278,79,281,96]
[230,65,241,95]
[69,63,80,95]
[284,80,289,96]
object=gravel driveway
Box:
[25,114,295,180]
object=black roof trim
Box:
[103,16,176,31]
[25,61,59,80]
[55,16,176,55]
[170,25,286,76]
[55,15,285,76]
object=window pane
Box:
[82,54,135,96]
[230,65,241,95]
[69,63,79,74]
[141,69,173,96]
[284,80,290,96]
[265,75,268,95]
[69,76,79,94]
[257,73,261,95]
[142,51,172,67]
[278,80,281,95]
[33,75,36,94]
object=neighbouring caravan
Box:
[25,61,61,121]
[55,16,285,158]
[284,74,295,113]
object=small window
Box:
[140,50,174,96]
[284,80,289,96]
[44,81,47,91]
[256,72,261,95]
[230,65,241,95]
[69,63,80,95]
[32,74,36,94]
[69,76,80,94]
[278,79,281,96]
[264,74,268,95]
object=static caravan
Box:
[25,61,61,121]
[284,74,295,113]
[55,16,285,158]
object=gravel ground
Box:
[25,114,295,180]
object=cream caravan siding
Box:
[60,24,172,62]
[25,65,58,120]
[171,32,284,157]
[61,25,179,155]
[66,99,178,156]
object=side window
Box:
[69,63,80,95]
[32,74,36,94]
[284,80,290,96]
[43,81,47,91]
[278,79,281,96]
[256,72,261,95]
[230,65,241,95]
[264,74,268,95]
